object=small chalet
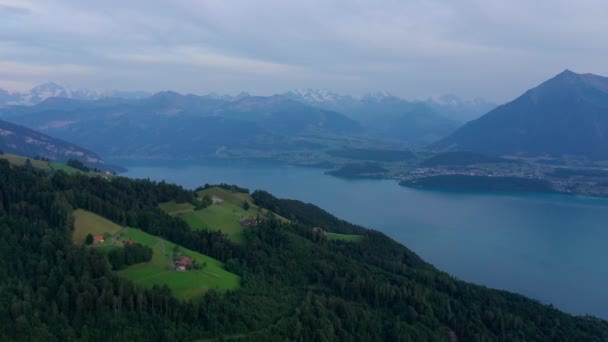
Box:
[175,256,193,271]
[240,218,259,227]
[312,227,326,236]
[124,239,135,246]
[211,195,224,204]
[93,235,105,244]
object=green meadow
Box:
[0,153,51,170]
[72,210,239,300]
[158,201,195,215]
[182,201,250,242]
[72,209,123,245]
[161,187,289,243]
[49,162,88,175]
[326,232,364,242]
[118,228,240,299]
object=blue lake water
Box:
[123,161,608,319]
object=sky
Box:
[0,0,607,102]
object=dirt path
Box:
[159,238,174,268]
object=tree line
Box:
[0,160,607,341]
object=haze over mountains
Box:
[0,93,362,160]
[436,70,608,160]
[0,82,151,107]
[3,70,608,163]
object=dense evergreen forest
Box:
[1,159,607,341]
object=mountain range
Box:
[0,93,361,160]
[0,82,151,107]
[283,89,493,144]
[284,89,496,123]
[0,118,104,165]
[435,70,608,160]
[0,83,495,145]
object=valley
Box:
[5,1,608,340]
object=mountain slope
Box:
[0,118,103,164]
[435,70,608,159]
[285,89,460,145]
[0,93,360,160]
[2,162,608,340]
[425,95,497,122]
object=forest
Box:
[401,175,555,193]
[1,159,607,341]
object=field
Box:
[49,162,88,175]
[0,153,51,170]
[72,209,123,245]
[158,201,195,215]
[182,202,249,242]
[118,228,240,300]
[326,232,364,242]
[72,209,239,299]
[0,153,107,177]
[160,187,289,243]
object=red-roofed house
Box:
[93,235,105,243]
[175,256,193,271]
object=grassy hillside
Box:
[326,232,363,242]
[161,186,289,243]
[72,209,123,245]
[3,161,608,341]
[0,153,51,170]
[158,201,195,215]
[72,209,239,299]
[0,153,110,178]
[49,162,89,175]
[118,228,240,300]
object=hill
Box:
[434,70,608,159]
[0,118,104,166]
[326,163,389,178]
[1,160,608,340]
[72,209,240,299]
[160,186,290,243]
[401,175,555,193]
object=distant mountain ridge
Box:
[283,89,464,145]
[284,89,496,123]
[0,82,151,107]
[0,92,361,160]
[0,118,103,165]
[434,70,608,160]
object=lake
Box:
[123,161,608,319]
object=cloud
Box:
[0,60,97,85]
[0,0,607,101]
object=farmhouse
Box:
[124,239,134,246]
[175,256,193,271]
[240,217,260,227]
[211,195,224,204]
[93,235,105,243]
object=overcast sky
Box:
[1,0,607,102]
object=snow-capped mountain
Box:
[283,89,355,105]
[360,91,400,103]
[425,94,497,122]
[0,82,151,107]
